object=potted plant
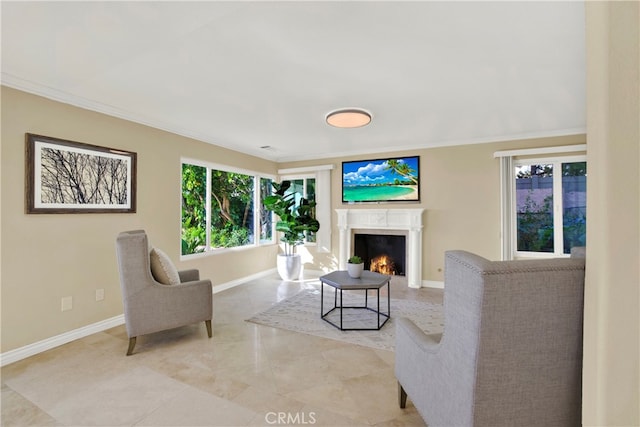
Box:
[347,255,364,279]
[264,181,320,280]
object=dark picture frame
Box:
[25,133,137,213]
[342,156,420,203]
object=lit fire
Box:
[370,255,396,275]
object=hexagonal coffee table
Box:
[319,270,391,331]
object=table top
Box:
[320,270,391,290]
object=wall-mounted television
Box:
[342,156,420,203]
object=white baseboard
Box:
[1,268,279,367]
[1,269,437,366]
[0,315,125,367]
[422,280,444,289]
[212,268,277,293]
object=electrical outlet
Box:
[96,289,104,301]
[61,296,73,312]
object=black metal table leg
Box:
[377,288,380,328]
[320,280,324,318]
[319,271,391,331]
[387,280,391,317]
[339,289,343,330]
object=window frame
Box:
[511,154,587,258]
[258,177,276,245]
[180,157,276,259]
[278,173,317,246]
[277,164,333,254]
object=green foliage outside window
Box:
[182,164,207,255]
[515,161,586,254]
[517,194,554,252]
[563,209,587,253]
[259,178,273,242]
[210,169,254,249]
[182,163,268,255]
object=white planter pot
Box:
[347,262,364,279]
[277,254,302,281]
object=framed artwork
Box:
[25,133,137,213]
[342,155,420,203]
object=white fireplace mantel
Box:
[336,208,424,288]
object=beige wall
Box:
[1,85,588,355]
[0,87,278,352]
[3,13,638,419]
[2,5,638,422]
[584,2,640,425]
[279,134,586,282]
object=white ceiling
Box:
[1,1,586,162]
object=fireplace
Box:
[336,208,424,288]
[354,232,406,276]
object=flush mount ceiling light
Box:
[326,108,372,128]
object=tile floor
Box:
[1,272,442,426]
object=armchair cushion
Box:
[149,247,180,285]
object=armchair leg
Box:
[205,320,212,338]
[126,337,137,356]
[398,382,407,408]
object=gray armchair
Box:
[396,250,585,426]
[115,230,213,355]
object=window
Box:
[259,177,273,243]
[496,145,587,259]
[278,165,333,253]
[210,169,255,248]
[181,164,207,255]
[181,160,274,256]
[513,157,587,256]
[281,176,317,244]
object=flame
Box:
[370,255,396,275]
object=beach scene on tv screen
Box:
[343,157,419,202]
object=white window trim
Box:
[278,174,318,248]
[180,157,277,260]
[510,155,586,258]
[257,177,277,245]
[495,146,586,260]
[494,144,587,158]
[499,155,514,260]
[278,165,333,253]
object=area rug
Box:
[246,289,444,351]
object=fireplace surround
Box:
[336,209,424,288]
